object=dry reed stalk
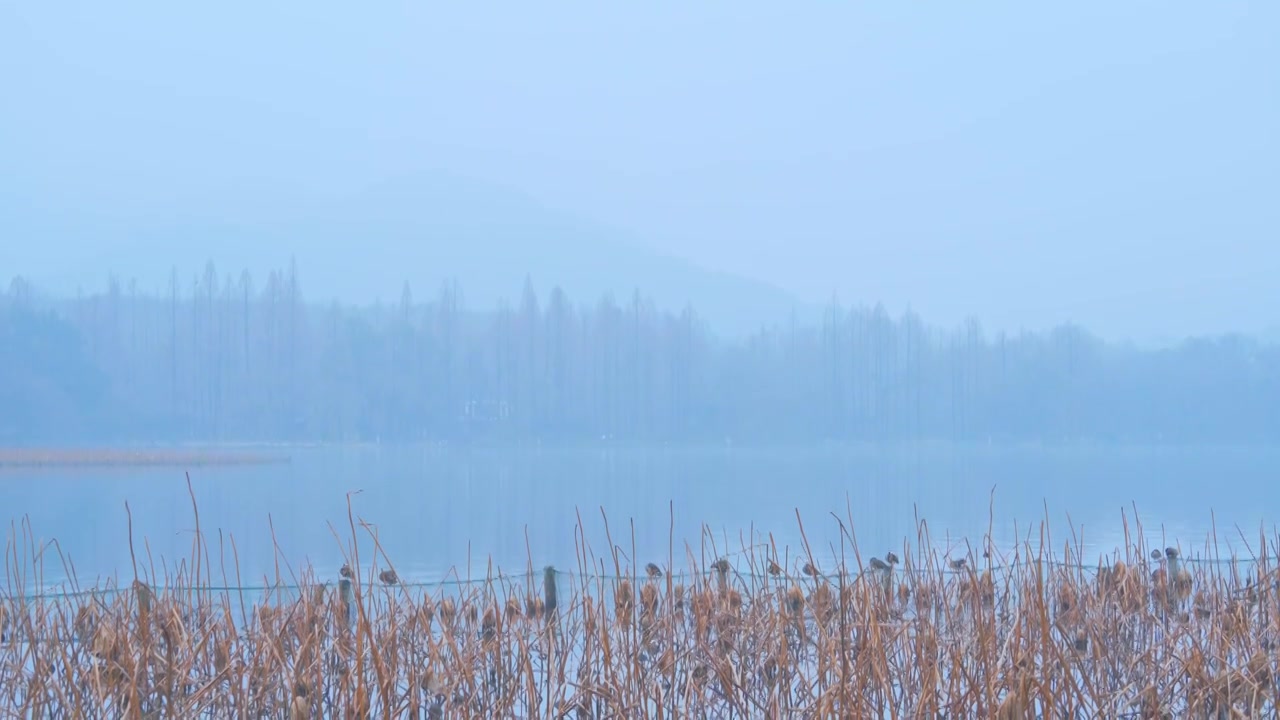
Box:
[5,497,1280,716]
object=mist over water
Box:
[2,3,1278,716]
[5,443,1274,591]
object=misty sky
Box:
[2,2,1277,342]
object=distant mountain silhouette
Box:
[5,171,808,336]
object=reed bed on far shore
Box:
[0,447,286,470]
[2,482,1278,718]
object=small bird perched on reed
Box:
[1150,548,1170,582]
[949,558,967,571]
[802,562,819,577]
[646,563,663,578]
[711,557,731,592]
[379,569,399,585]
[767,560,783,576]
[869,553,899,594]
[340,564,353,579]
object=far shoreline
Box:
[0,447,290,470]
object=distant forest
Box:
[2,264,1276,445]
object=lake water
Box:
[2,442,1277,592]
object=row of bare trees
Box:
[2,267,1277,444]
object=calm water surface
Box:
[1,443,1276,590]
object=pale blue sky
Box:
[2,1,1276,341]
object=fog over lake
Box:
[4,442,1273,591]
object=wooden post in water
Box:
[339,578,354,628]
[543,565,558,715]
[543,566,558,618]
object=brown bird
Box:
[340,564,353,579]
[869,555,896,595]
[1150,547,1179,580]
[949,558,967,571]
[379,569,399,585]
[767,560,783,576]
[711,557,732,592]
[802,562,819,577]
[645,563,663,578]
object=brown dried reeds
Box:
[2,483,1279,717]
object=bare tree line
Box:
[2,265,1276,444]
